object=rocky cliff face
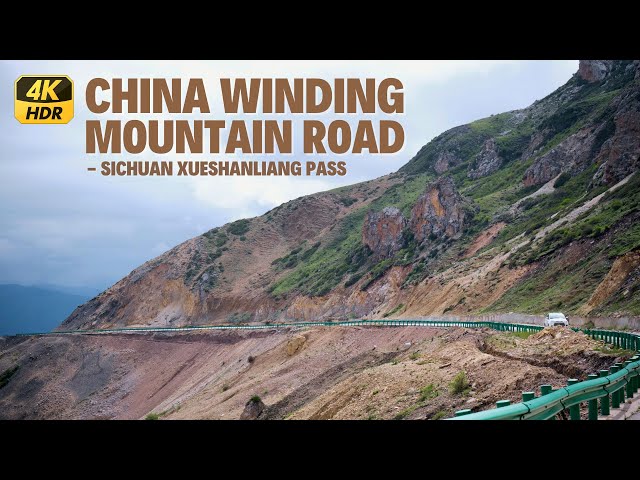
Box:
[468,138,502,179]
[362,207,407,259]
[434,151,459,174]
[593,91,640,185]
[410,177,466,242]
[578,60,614,82]
[523,128,595,186]
[57,60,640,331]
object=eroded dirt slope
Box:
[0,326,626,420]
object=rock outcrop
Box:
[468,138,502,179]
[434,151,459,174]
[362,207,407,259]
[240,396,265,420]
[593,93,640,185]
[523,128,595,186]
[520,131,547,161]
[410,177,466,242]
[578,60,614,82]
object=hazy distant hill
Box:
[0,285,89,335]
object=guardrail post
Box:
[599,369,610,416]
[624,361,634,398]
[610,366,620,408]
[522,392,535,401]
[567,379,580,420]
[496,400,510,408]
[616,363,626,403]
[539,384,554,419]
[587,374,599,420]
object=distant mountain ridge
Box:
[59,60,640,331]
[0,284,89,335]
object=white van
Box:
[544,312,569,327]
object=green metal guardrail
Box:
[13,318,639,421]
[451,327,640,420]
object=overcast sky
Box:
[0,60,578,290]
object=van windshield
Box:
[549,313,565,319]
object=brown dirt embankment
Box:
[0,325,625,420]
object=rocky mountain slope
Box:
[59,60,640,331]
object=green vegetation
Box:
[215,232,228,247]
[300,242,321,261]
[202,228,219,239]
[540,89,620,141]
[524,174,640,264]
[419,384,439,402]
[554,172,571,189]
[344,272,364,288]
[192,265,218,292]
[594,345,635,356]
[394,405,417,420]
[489,244,612,314]
[271,242,322,272]
[495,123,534,163]
[449,371,470,396]
[487,172,640,314]
[0,365,19,389]
[185,228,232,288]
[360,259,393,291]
[250,395,262,403]
[401,112,533,179]
[228,219,250,236]
[145,404,181,420]
[394,384,441,420]
[497,164,604,251]
[338,196,357,207]
[409,352,421,360]
[431,410,448,420]
[383,303,404,318]
[228,312,251,324]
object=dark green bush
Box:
[344,273,363,288]
[228,219,250,236]
[0,365,19,389]
[554,172,571,189]
[449,371,470,395]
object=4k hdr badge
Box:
[15,75,74,124]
